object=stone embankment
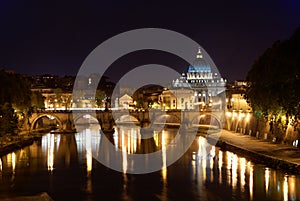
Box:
[0,130,45,157]
[0,192,53,201]
[209,130,300,174]
[0,136,35,156]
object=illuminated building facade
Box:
[160,48,226,110]
[185,48,226,107]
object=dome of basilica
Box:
[187,48,211,73]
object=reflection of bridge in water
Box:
[26,110,225,133]
[37,122,219,174]
[1,126,299,201]
[40,125,181,173]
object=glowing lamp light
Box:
[226,112,232,117]
[232,112,237,118]
[83,114,91,119]
[199,115,206,118]
[238,114,242,121]
[245,113,250,122]
[46,115,55,120]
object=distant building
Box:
[185,48,226,106]
[160,48,226,110]
[4,70,14,74]
[119,94,134,109]
[226,81,251,112]
[132,85,164,109]
[31,88,73,110]
[234,80,249,87]
[119,87,135,96]
[30,74,75,92]
[159,88,194,110]
[30,74,106,110]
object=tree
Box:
[0,70,31,110]
[95,90,105,108]
[0,70,34,133]
[0,103,18,136]
[54,88,63,108]
[53,88,71,110]
[246,27,300,136]
[31,91,45,110]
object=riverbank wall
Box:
[208,130,300,174]
[0,136,34,157]
[0,128,48,157]
[224,112,300,145]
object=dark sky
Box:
[0,0,299,81]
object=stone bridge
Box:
[25,109,226,133]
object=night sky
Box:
[0,0,299,82]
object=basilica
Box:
[160,48,226,110]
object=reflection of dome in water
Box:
[188,48,211,73]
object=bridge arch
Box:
[31,114,63,130]
[190,113,222,130]
[152,114,181,125]
[115,115,140,124]
[74,114,99,125]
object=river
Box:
[0,125,299,201]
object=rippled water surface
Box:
[0,125,299,201]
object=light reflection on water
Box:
[249,163,254,200]
[0,126,299,201]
